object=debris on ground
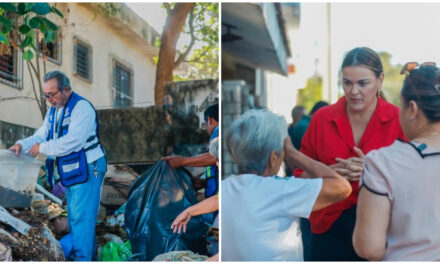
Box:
[0,206,31,235]
[0,242,12,261]
[100,239,132,261]
[0,163,215,261]
[0,207,64,261]
[152,250,208,261]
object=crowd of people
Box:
[8,46,440,261]
[222,47,440,261]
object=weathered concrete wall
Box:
[164,79,219,129]
[98,80,217,164]
[97,106,209,164]
[221,80,253,179]
[0,121,35,149]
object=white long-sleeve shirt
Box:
[17,100,104,163]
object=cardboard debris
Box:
[100,165,138,207]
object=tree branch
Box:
[33,48,47,115]
[174,6,196,69]
[185,48,210,64]
[164,3,171,14]
[26,60,46,119]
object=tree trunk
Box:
[154,3,194,105]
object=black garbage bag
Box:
[125,160,210,261]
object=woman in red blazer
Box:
[294,47,406,260]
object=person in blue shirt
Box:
[163,103,219,199]
[9,71,106,261]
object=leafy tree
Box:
[379,52,404,106]
[0,3,63,119]
[154,3,219,105]
[174,3,219,81]
[297,74,323,113]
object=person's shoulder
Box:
[366,139,408,163]
[75,99,94,109]
[71,100,95,116]
[379,98,400,118]
[297,115,311,127]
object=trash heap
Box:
[0,155,216,261]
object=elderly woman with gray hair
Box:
[221,109,352,261]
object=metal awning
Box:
[222,3,291,76]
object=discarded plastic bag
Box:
[42,225,65,261]
[152,250,208,262]
[0,242,12,261]
[125,160,209,261]
[101,241,132,261]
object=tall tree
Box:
[154,3,194,105]
[379,52,404,106]
[297,74,323,113]
[173,3,219,81]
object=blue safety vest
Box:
[205,165,218,198]
[205,126,219,198]
[45,92,104,187]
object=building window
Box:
[0,44,22,89]
[113,61,133,108]
[73,38,92,81]
[37,29,62,65]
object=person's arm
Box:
[206,253,218,262]
[284,137,352,211]
[39,101,96,157]
[171,195,218,233]
[353,151,391,260]
[353,187,390,260]
[9,111,51,155]
[163,152,216,168]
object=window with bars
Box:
[0,44,22,88]
[37,29,62,64]
[73,38,92,81]
[113,61,133,108]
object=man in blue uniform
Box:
[9,71,106,261]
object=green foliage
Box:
[0,2,63,60]
[176,3,218,81]
[378,52,404,106]
[297,75,323,113]
[22,49,34,60]
[93,3,124,20]
[0,31,9,44]
[157,3,219,81]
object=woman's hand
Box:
[333,147,365,181]
[171,208,192,234]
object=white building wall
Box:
[0,3,157,129]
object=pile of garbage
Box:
[0,206,64,261]
[0,154,216,261]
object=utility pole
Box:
[326,2,332,102]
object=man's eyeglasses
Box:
[41,90,61,99]
[400,62,436,75]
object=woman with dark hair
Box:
[294,47,406,260]
[310,101,329,116]
[353,63,440,260]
